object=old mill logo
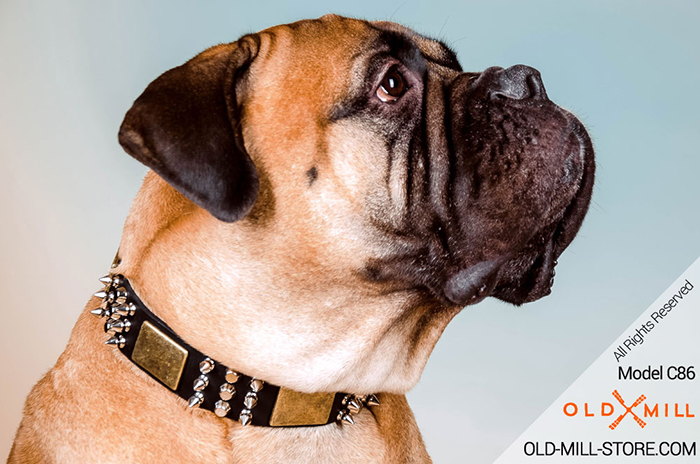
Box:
[563,390,694,429]
[609,390,646,430]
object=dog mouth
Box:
[487,117,594,305]
[440,148,594,307]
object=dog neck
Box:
[93,272,379,427]
[113,172,460,396]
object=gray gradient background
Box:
[1,1,698,462]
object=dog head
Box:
[117,15,593,393]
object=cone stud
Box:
[112,289,128,305]
[99,275,123,287]
[214,400,230,418]
[112,303,136,318]
[250,379,264,392]
[219,383,236,401]
[199,357,215,374]
[225,369,240,384]
[105,335,126,349]
[243,392,258,409]
[347,398,362,414]
[188,392,204,408]
[105,318,131,334]
[337,410,355,425]
[239,409,252,426]
[193,375,209,392]
[90,307,107,318]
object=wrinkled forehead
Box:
[250,16,461,111]
[370,19,462,71]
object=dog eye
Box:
[377,67,407,102]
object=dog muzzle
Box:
[90,272,379,427]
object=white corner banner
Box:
[495,256,700,463]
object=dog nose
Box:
[481,65,548,101]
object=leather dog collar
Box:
[90,273,379,427]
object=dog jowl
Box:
[11,14,594,464]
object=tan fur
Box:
[10,15,467,463]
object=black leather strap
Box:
[97,276,350,427]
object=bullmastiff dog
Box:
[10,14,594,463]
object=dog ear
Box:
[118,35,260,223]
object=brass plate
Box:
[269,388,335,426]
[131,321,188,390]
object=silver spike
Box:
[112,303,136,318]
[98,288,127,305]
[337,409,355,425]
[214,400,230,418]
[98,275,123,287]
[90,307,107,318]
[105,306,120,319]
[187,391,204,408]
[366,394,380,407]
[105,318,131,334]
[112,288,128,305]
[193,375,209,391]
[120,319,132,332]
[239,409,252,426]
[243,392,258,409]
[347,398,363,414]
[219,383,236,401]
[199,357,215,374]
[105,335,126,349]
[104,317,118,332]
[225,369,240,384]
[250,379,264,392]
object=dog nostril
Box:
[526,73,546,100]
